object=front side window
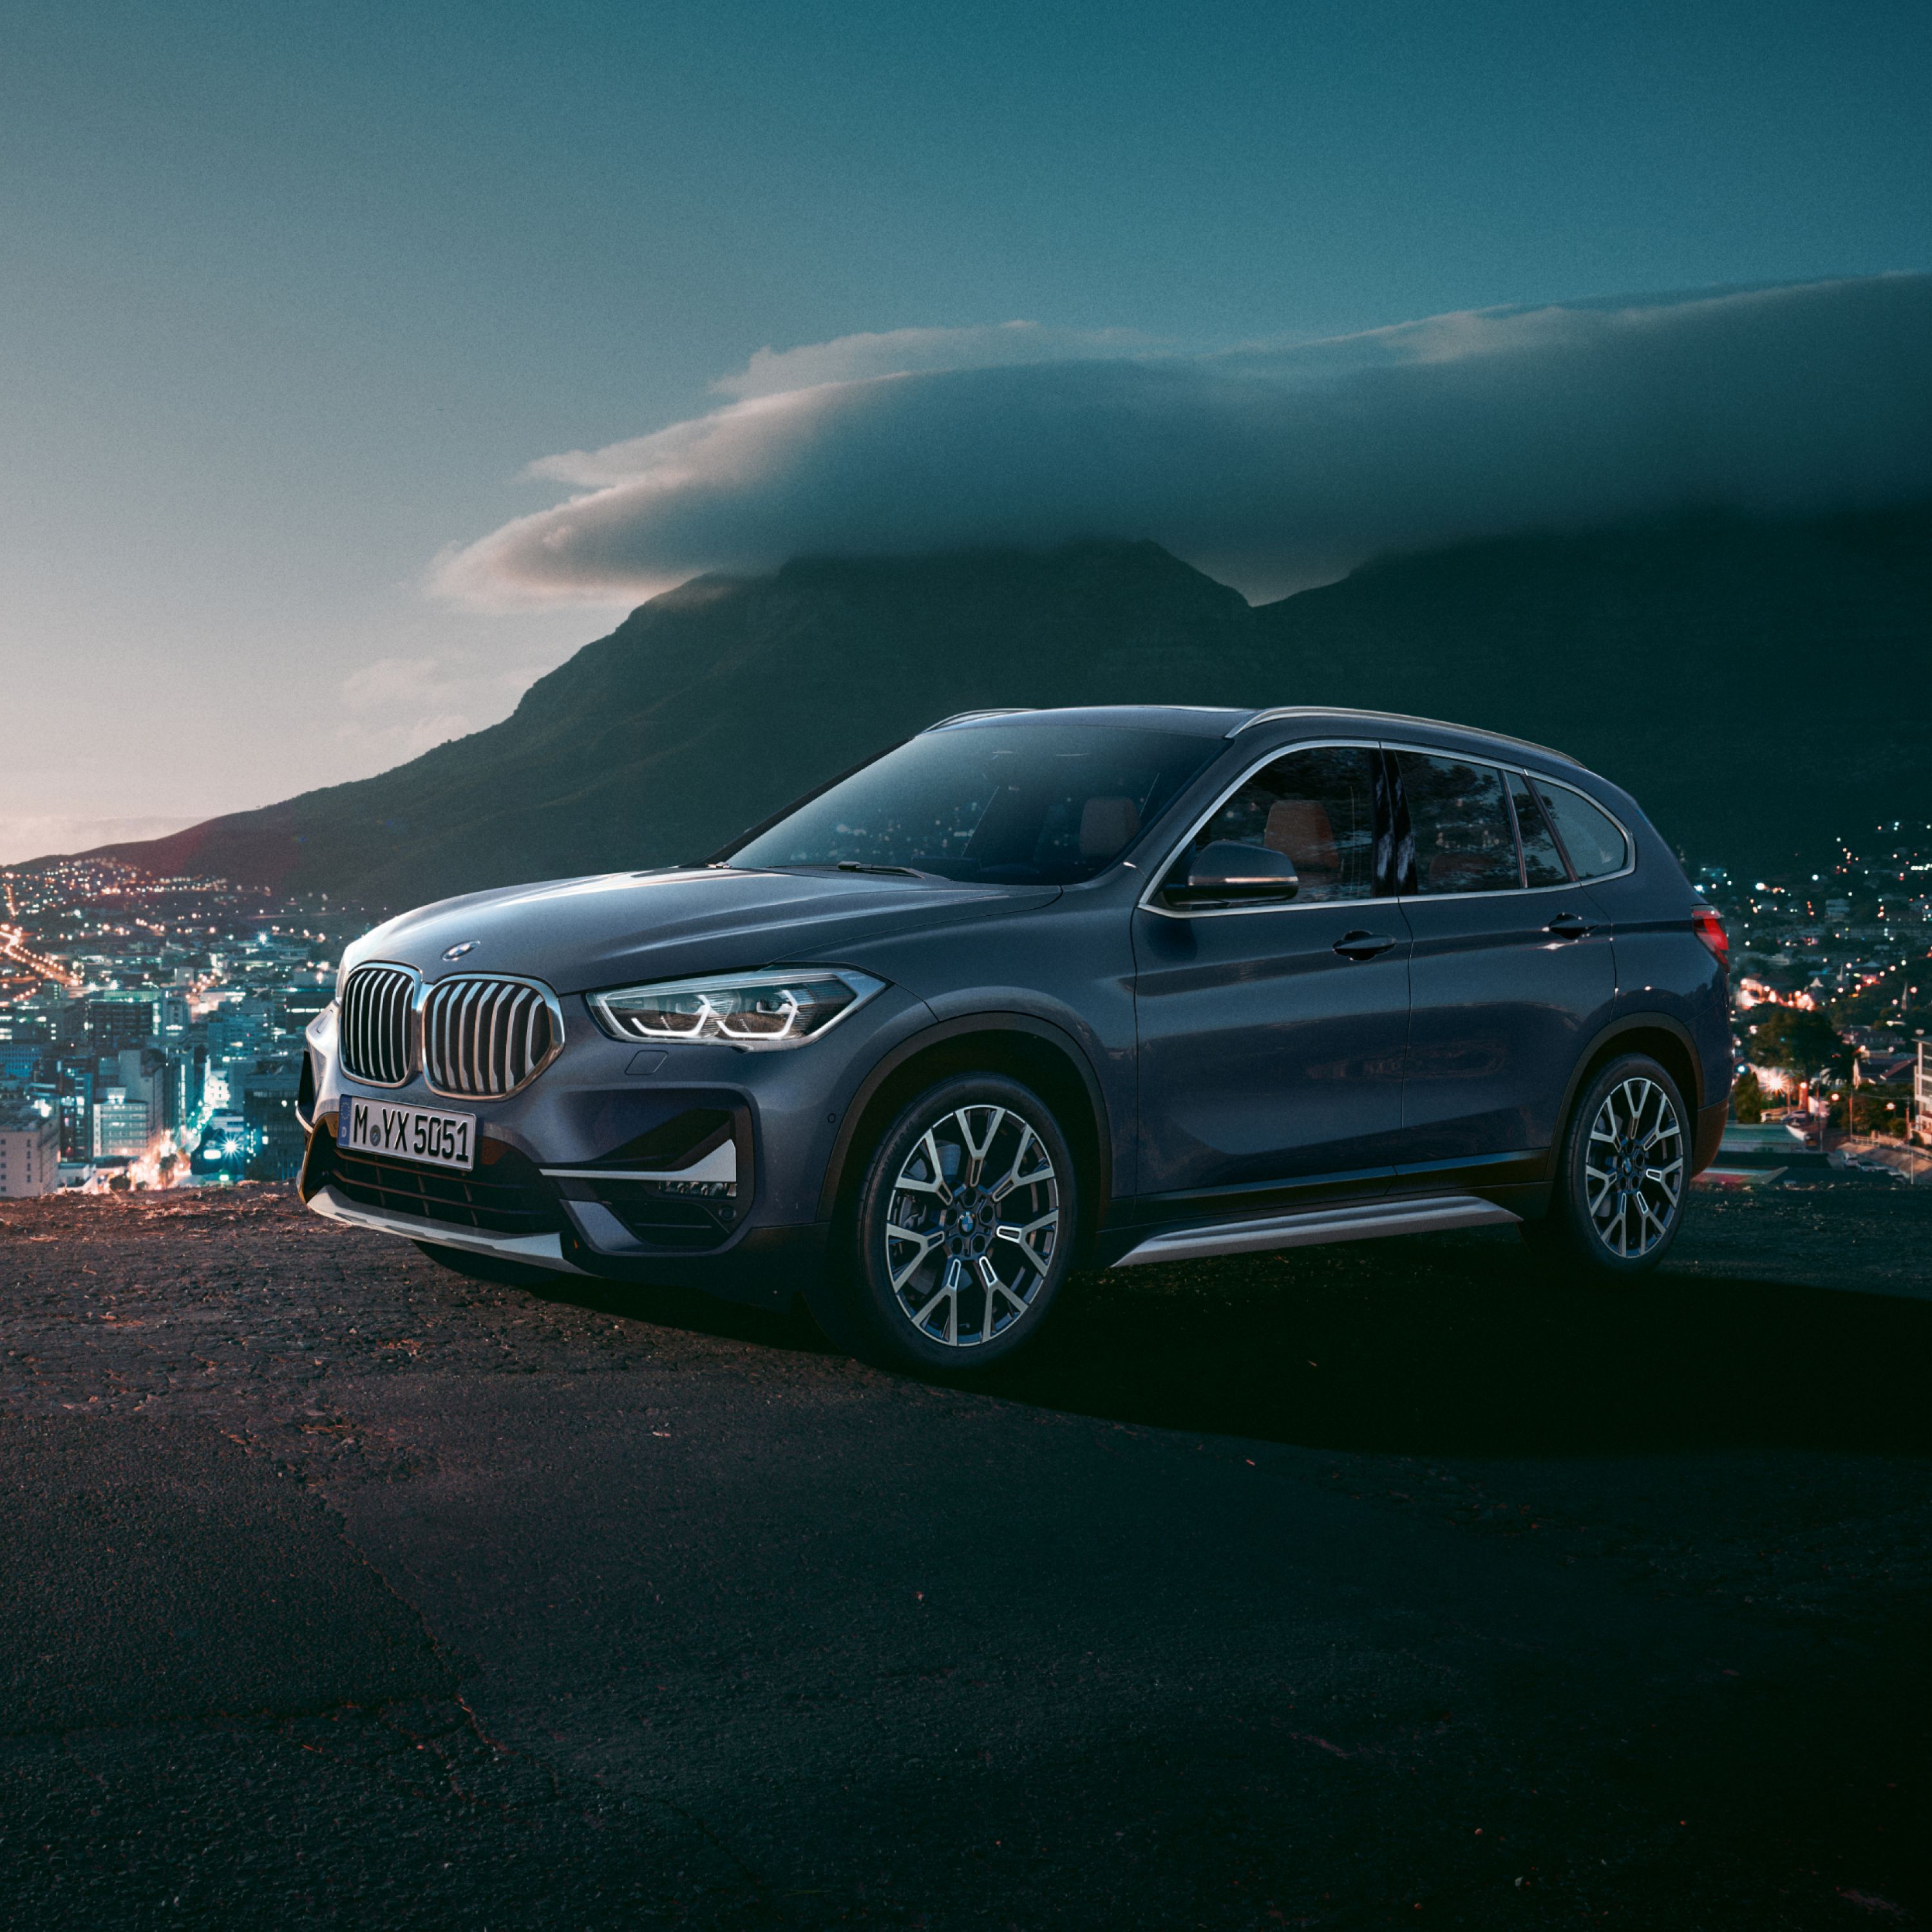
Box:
[1396,752,1520,895]
[725,722,1220,886]
[1170,744,1382,903]
[1533,779,1630,879]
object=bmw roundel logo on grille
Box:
[442,940,480,961]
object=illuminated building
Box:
[0,1097,60,1198]
[91,1088,151,1160]
[85,994,158,1052]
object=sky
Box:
[1,0,1928,861]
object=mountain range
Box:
[41,502,1932,909]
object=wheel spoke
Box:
[910,1261,959,1336]
[996,1207,1059,1274]
[886,1224,941,1292]
[1635,1196,1668,1249]
[989,1124,1053,1201]
[954,1106,1005,1184]
[895,1130,955,1202]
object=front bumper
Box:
[307,1180,587,1275]
[300,978,929,1305]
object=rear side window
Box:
[1533,779,1630,879]
[1508,772,1569,886]
[1179,744,1381,902]
[1396,753,1519,895]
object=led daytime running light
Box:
[589,968,884,1050]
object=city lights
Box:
[0,860,343,1195]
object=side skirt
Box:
[1110,1193,1520,1269]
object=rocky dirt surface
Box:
[0,1182,1927,1929]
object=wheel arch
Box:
[1554,1013,1704,1157]
[819,1014,1113,1255]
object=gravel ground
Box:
[0,1182,1927,1929]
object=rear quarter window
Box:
[1533,779,1630,879]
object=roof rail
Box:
[923,708,1036,731]
[1228,706,1578,765]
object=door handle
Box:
[1333,930,1398,961]
[1546,911,1595,938]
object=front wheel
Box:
[1522,1053,1690,1278]
[811,1075,1079,1371]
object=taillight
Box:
[1691,904,1728,970]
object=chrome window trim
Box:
[1137,736,1635,920]
[337,960,423,1088]
[1136,737,1390,921]
[419,971,567,1100]
[1229,706,1578,766]
[1380,740,1636,900]
[1517,769,1637,889]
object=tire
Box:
[413,1241,561,1289]
[1521,1052,1690,1278]
[810,1074,1079,1371]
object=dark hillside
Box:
[40,507,1931,907]
[1253,504,1932,873]
[60,542,1262,909]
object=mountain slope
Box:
[62,543,1265,908]
[44,510,1932,907]
[1253,504,1932,873]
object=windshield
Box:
[725,722,1222,886]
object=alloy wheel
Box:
[883,1104,1061,1347]
[1584,1075,1684,1260]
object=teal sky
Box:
[1,1,1927,859]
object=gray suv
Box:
[299,705,1732,1368]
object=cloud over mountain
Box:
[439,276,1932,607]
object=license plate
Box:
[338,1096,476,1171]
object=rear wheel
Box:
[1522,1053,1690,1278]
[811,1074,1078,1371]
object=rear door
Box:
[1131,743,1412,1207]
[1391,748,1617,1182]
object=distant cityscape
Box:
[1694,820,1932,1166]
[0,858,340,1195]
[1,822,1928,1200]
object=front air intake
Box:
[421,975,563,1099]
[338,963,417,1086]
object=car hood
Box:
[340,867,1059,995]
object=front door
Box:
[1132,743,1411,1208]
[1391,750,1616,1178]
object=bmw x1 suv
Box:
[299,705,1732,1369]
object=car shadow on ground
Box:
[532,1222,1932,1458]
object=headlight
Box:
[587,968,886,1049]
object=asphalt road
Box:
[1,1181,1928,1929]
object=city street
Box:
[1,1184,1927,1929]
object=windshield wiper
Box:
[835,860,929,879]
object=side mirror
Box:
[1160,840,1300,909]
